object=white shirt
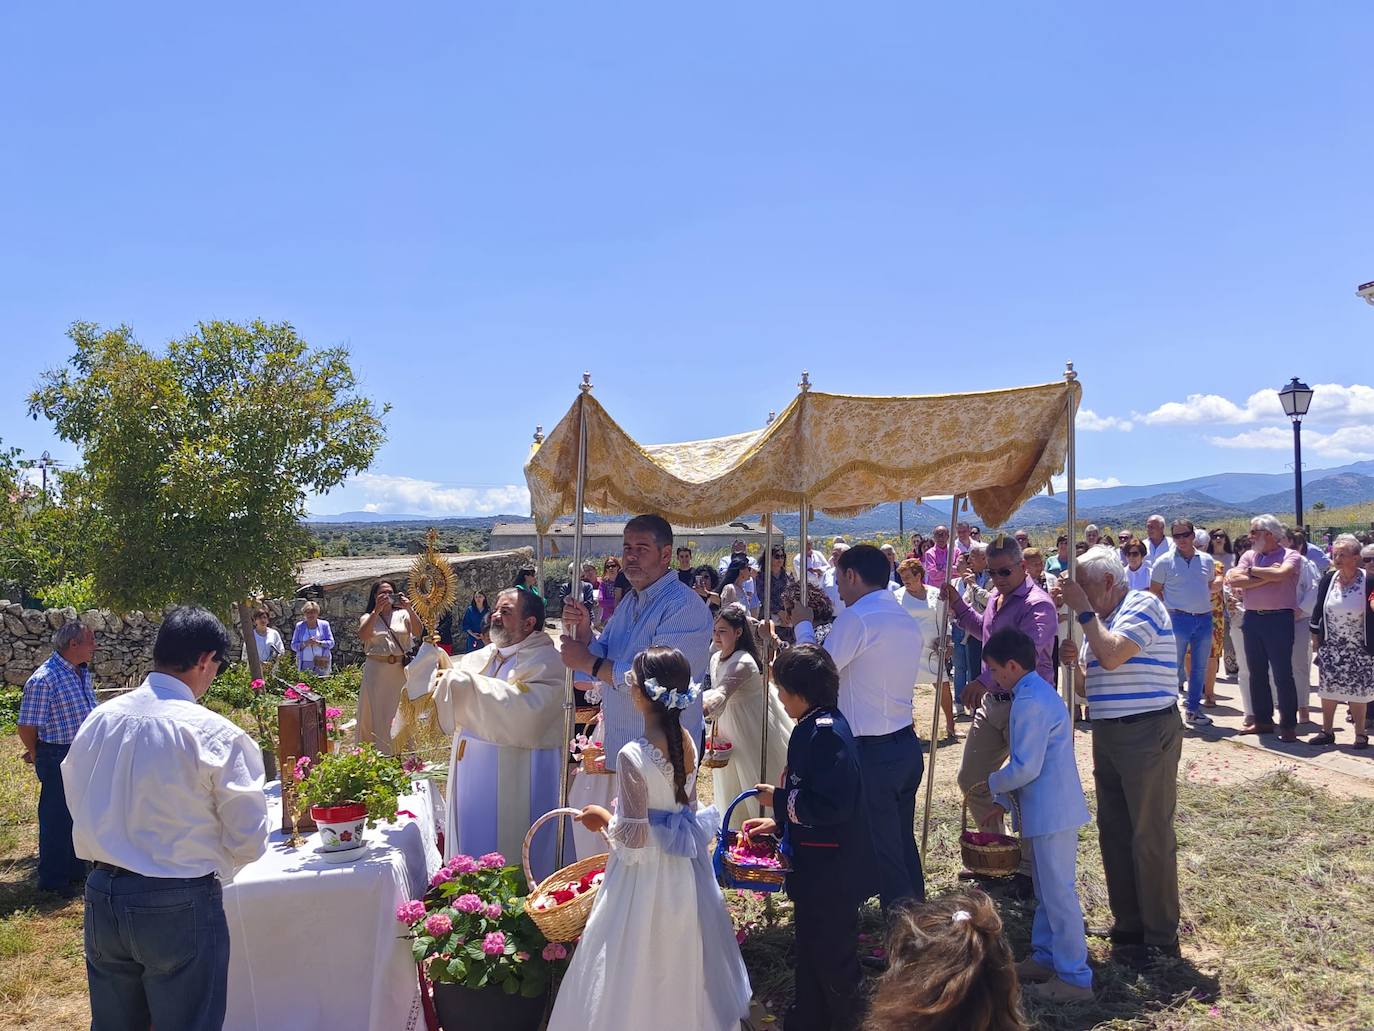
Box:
[62,673,269,880]
[821,567,846,615]
[1125,563,1153,591]
[1145,537,1172,566]
[796,587,924,737]
[245,626,285,663]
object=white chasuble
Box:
[429,632,566,883]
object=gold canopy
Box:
[524,380,1080,532]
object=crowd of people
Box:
[13,504,1374,1030]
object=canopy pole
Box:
[759,512,774,785]
[533,426,546,600]
[797,371,811,593]
[920,493,962,856]
[1062,362,1079,712]
[556,374,591,868]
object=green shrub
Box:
[35,574,97,612]
[0,688,21,734]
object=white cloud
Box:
[331,473,532,517]
[1208,424,1374,462]
[1140,383,1374,428]
[1077,409,1133,432]
[1050,475,1123,492]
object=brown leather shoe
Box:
[1024,977,1094,1003]
[1015,955,1055,983]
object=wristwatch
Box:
[1076,610,1095,626]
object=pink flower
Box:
[484,902,502,920]
[481,931,506,956]
[402,756,426,772]
[454,893,483,914]
[541,942,568,961]
[250,678,265,691]
[395,899,426,924]
[477,852,505,870]
[292,755,312,781]
[294,682,308,692]
[448,855,478,874]
[735,928,747,944]
[424,913,453,936]
[515,950,530,961]
[325,706,342,719]
[429,869,453,888]
[284,687,300,701]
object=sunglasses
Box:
[1171,532,1193,539]
[1127,550,1145,558]
[989,566,1016,577]
[213,652,229,679]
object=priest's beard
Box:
[488,622,521,649]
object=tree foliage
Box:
[28,320,387,614]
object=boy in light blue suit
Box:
[981,627,1093,1003]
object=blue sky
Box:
[2,4,1371,516]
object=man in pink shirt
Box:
[923,526,952,588]
[1225,513,1303,741]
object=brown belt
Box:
[366,654,400,664]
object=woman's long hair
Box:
[364,580,396,614]
[715,603,763,671]
[1207,529,1233,556]
[468,591,489,615]
[722,557,753,589]
[864,891,1028,1031]
[631,646,693,806]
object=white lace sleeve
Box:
[608,744,650,855]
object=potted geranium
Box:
[396,852,564,1031]
[294,745,411,853]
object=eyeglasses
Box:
[1171,532,1192,540]
[989,566,1016,577]
[213,652,229,678]
[1127,550,1145,558]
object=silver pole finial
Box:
[799,371,811,392]
[579,371,592,393]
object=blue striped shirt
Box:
[589,571,712,770]
[19,651,97,744]
[1082,590,1178,719]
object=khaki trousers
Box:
[956,698,1030,875]
[1091,707,1183,947]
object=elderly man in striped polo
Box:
[1056,545,1183,964]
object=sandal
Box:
[1355,736,1369,751]
[1307,731,1336,746]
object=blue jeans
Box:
[1171,611,1212,715]
[84,868,229,1031]
[34,740,85,890]
[952,626,969,696]
[855,727,924,910]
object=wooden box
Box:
[278,690,327,834]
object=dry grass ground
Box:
[3,686,1373,1030]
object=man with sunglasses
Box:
[62,607,269,1031]
[942,533,1057,896]
[1150,519,1218,728]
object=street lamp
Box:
[1278,377,1314,530]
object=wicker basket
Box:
[713,789,789,892]
[579,744,611,775]
[701,722,732,769]
[575,704,601,724]
[521,807,608,942]
[958,798,1021,877]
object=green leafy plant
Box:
[36,573,96,611]
[293,745,411,827]
[395,853,563,997]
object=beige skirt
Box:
[357,657,406,754]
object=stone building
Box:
[1,548,531,692]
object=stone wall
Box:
[1,548,533,692]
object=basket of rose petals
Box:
[959,796,1021,877]
[713,789,790,892]
[522,808,609,941]
[701,723,732,769]
[570,720,612,776]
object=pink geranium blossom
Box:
[284,687,300,701]
[292,755,312,782]
[454,894,483,914]
[395,899,426,924]
[250,678,265,691]
[424,913,453,936]
[477,852,506,869]
[481,931,506,956]
[325,706,342,719]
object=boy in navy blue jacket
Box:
[743,644,876,1031]
[981,627,1093,1003]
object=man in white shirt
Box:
[1144,514,1171,566]
[718,538,749,576]
[791,544,926,910]
[1149,519,1218,727]
[63,606,269,1031]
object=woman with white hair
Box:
[291,601,334,675]
[1307,535,1374,748]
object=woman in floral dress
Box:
[1307,535,1374,749]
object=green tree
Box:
[29,320,388,673]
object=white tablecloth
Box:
[224,780,444,1031]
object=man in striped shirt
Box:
[1057,545,1182,963]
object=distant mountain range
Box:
[306,459,1374,535]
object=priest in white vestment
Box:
[427,587,566,882]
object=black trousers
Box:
[1243,610,1298,729]
[787,894,862,1031]
[856,727,924,910]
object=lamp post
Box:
[1277,378,1314,531]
